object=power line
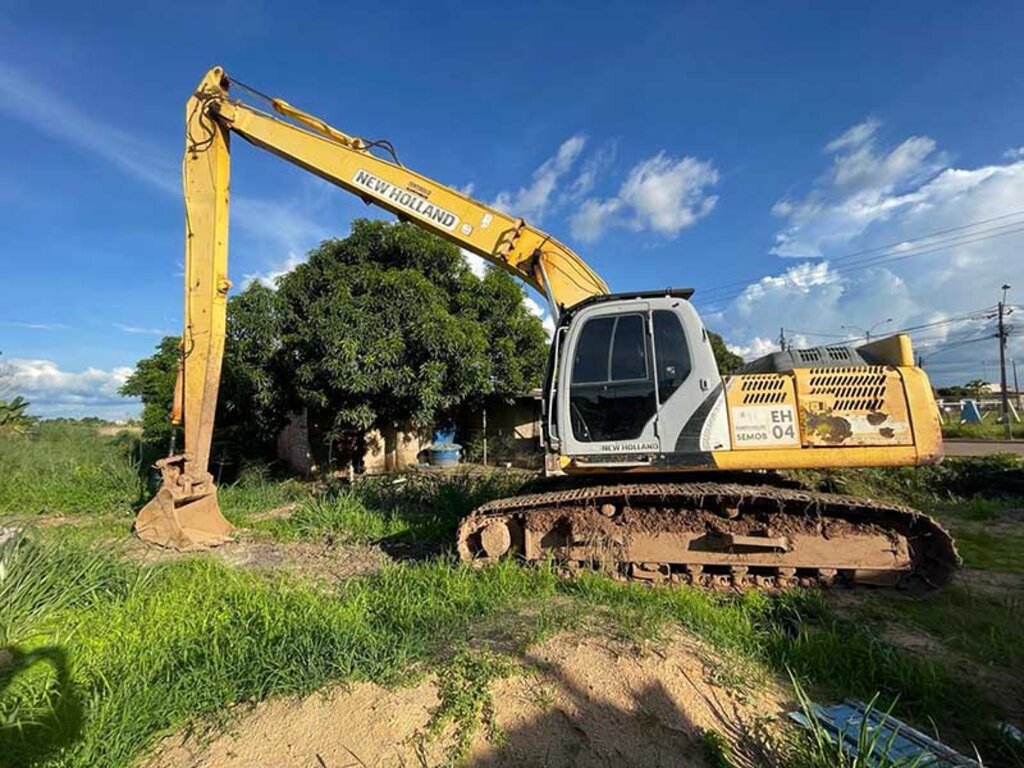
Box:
[782,306,997,347]
[696,210,1024,301]
[696,219,1024,312]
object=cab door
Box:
[557,302,660,458]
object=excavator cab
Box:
[545,289,727,468]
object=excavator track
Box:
[456,483,959,591]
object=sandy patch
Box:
[149,630,786,768]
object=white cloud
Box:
[114,323,168,336]
[493,135,587,221]
[523,295,556,338]
[1004,147,1024,161]
[726,337,778,360]
[705,119,1024,384]
[570,153,719,242]
[563,141,617,203]
[6,358,139,419]
[0,61,177,193]
[770,118,945,258]
[461,248,487,279]
[243,252,308,288]
[2,321,69,331]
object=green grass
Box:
[880,585,1024,677]
[949,528,1024,573]
[217,467,310,524]
[791,454,1024,508]
[1,527,1017,767]
[0,532,562,768]
[420,648,516,765]
[249,471,528,546]
[0,423,144,517]
[2,433,1022,766]
[942,420,1024,440]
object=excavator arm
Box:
[134,66,608,549]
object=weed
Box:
[0,529,143,646]
[942,421,1024,441]
[0,534,557,768]
[421,648,516,765]
[217,470,309,524]
[952,528,1024,573]
[786,675,929,768]
[702,728,735,767]
[880,585,1024,675]
[254,470,528,546]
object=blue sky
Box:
[2,1,1023,417]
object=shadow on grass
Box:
[0,645,83,767]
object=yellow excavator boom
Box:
[135,66,608,549]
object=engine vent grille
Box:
[808,367,887,412]
[796,346,855,364]
[741,375,787,404]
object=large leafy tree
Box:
[277,220,546,455]
[120,336,180,448]
[124,219,548,466]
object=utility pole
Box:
[998,284,1012,439]
[1014,358,1021,410]
[778,327,788,352]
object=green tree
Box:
[707,331,744,375]
[460,267,549,401]
[121,283,290,462]
[217,281,288,456]
[277,220,547,458]
[964,379,989,398]
[125,220,548,468]
[120,336,180,449]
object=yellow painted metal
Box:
[136,66,608,550]
[792,366,914,447]
[134,66,234,549]
[564,356,943,473]
[857,333,914,368]
[213,88,608,311]
[897,364,944,463]
[137,65,944,549]
[724,373,800,451]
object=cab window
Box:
[569,313,656,442]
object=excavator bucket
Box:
[134,484,232,551]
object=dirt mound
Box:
[150,630,786,768]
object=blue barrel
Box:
[427,443,462,467]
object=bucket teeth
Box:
[135,487,232,551]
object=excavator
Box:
[135,66,958,590]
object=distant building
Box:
[275,391,545,476]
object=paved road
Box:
[943,439,1024,457]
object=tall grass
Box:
[0,423,144,517]
[254,471,528,545]
[0,532,559,767]
[942,421,1024,440]
[0,528,1012,767]
[787,677,929,768]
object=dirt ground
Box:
[149,630,786,768]
[123,533,391,583]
